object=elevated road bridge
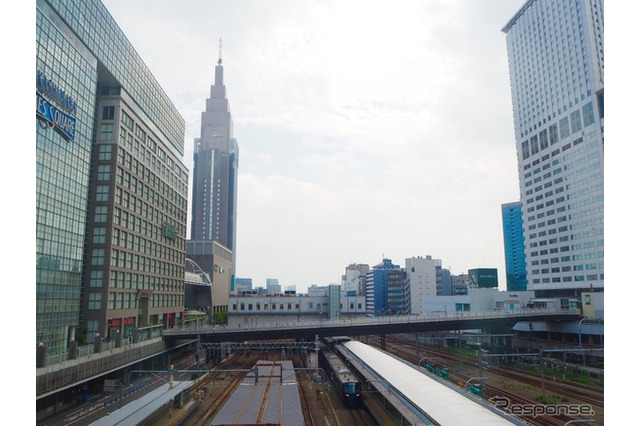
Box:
[162,309,582,345]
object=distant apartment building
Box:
[341,263,369,296]
[36,0,188,353]
[405,256,439,314]
[502,0,604,296]
[501,201,528,291]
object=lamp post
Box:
[578,317,587,366]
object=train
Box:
[319,337,362,408]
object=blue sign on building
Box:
[36,92,77,141]
[36,71,77,142]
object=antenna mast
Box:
[218,38,223,65]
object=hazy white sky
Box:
[100,0,536,292]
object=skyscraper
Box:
[501,202,528,291]
[191,50,239,251]
[502,0,604,297]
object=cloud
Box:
[103,0,524,290]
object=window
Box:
[522,140,530,159]
[102,105,115,120]
[100,123,114,140]
[91,248,105,266]
[549,123,558,145]
[530,135,539,155]
[539,129,548,150]
[93,227,107,244]
[96,184,109,202]
[559,117,570,139]
[570,109,582,133]
[97,164,111,181]
[99,144,112,161]
[94,206,108,222]
[90,270,104,288]
[121,110,134,130]
[88,293,102,310]
[135,124,146,141]
[582,102,595,127]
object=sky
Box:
[96,0,534,292]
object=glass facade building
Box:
[501,202,528,291]
[36,0,187,355]
[502,0,604,296]
[365,258,409,316]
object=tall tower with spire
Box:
[190,41,239,251]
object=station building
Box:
[36,0,188,355]
[227,285,367,327]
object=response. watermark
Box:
[488,396,595,418]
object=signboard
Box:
[36,71,77,142]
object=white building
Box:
[502,0,604,295]
[341,263,369,296]
[405,256,439,314]
[422,288,536,314]
[227,288,366,327]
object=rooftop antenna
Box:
[218,38,223,65]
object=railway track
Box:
[365,335,603,425]
[181,352,270,426]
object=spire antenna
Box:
[218,38,223,65]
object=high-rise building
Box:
[36,0,187,354]
[188,49,239,309]
[502,0,604,297]
[405,256,439,314]
[190,51,239,254]
[501,202,528,291]
[365,258,409,316]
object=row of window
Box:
[90,268,182,289]
[530,273,603,285]
[231,302,365,311]
[87,291,183,311]
[521,102,594,160]
[116,149,187,224]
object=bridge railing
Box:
[162,308,581,335]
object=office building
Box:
[501,202,528,291]
[36,0,188,354]
[405,256,439,314]
[436,265,452,296]
[365,258,409,316]
[502,0,604,296]
[235,278,253,293]
[341,263,369,296]
[190,51,239,253]
[186,240,233,313]
[451,274,469,295]
[266,278,281,295]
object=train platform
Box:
[88,380,194,425]
[340,340,528,425]
[211,360,304,425]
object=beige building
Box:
[83,95,189,342]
